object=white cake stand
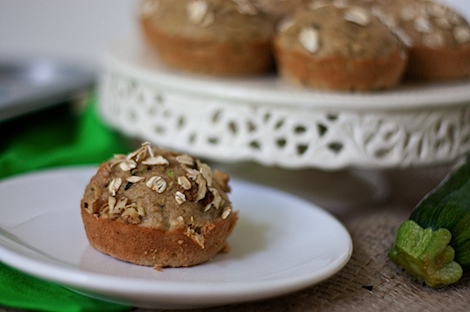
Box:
[98,39,470,170]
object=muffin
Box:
[273,3,408,91]
[139,0,276,76]
[368,0,470,81]
[253,0,306,21]
[81,142,238,268]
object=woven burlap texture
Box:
[134,210,470,312]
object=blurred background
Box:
[0,0,137,69]
[1,0,468,69]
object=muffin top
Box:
[275,3,407,59]
[139,0,275,42]
[368,0,470,49]
[81,143,234,245]
[253,0,307,20]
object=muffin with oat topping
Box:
[273,3,408,91]
[139,0,276,76]
[80,142,237,268]
[367,0,470,81]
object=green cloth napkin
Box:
[0,97,129,179]
[0,96,132,311]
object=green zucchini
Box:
[388,161,470,288]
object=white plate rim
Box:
[0,166,353,308]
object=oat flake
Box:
[332,0,348,9]
[277,18,295,33]
[176,154,194,167]
[175,191,187,205]
[178,176,192,190]
[414,17,433,34]
[299,26,320,54]
[221,207,232,219]
[108,178,122,196]
[146,176,167,193]
[307,0,329,10]
[127,176,145,183]
[187,0,215,27]
[142,155,169,166]
[426,2,446,18]
[422,32,445,48]
[454,26,470,44]
[344,7,371,27]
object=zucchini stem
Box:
[388,220,463,288]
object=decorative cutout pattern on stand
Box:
[99,71,470,170]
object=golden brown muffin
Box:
[81,142,238,269]
[273,3,408,91]
[368,0,470,81]
[139,0,276,76]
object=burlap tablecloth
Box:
[3,165,470,312]
[132,165,470,312]
[141,211,467,312]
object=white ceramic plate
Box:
[0,167,352,309]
